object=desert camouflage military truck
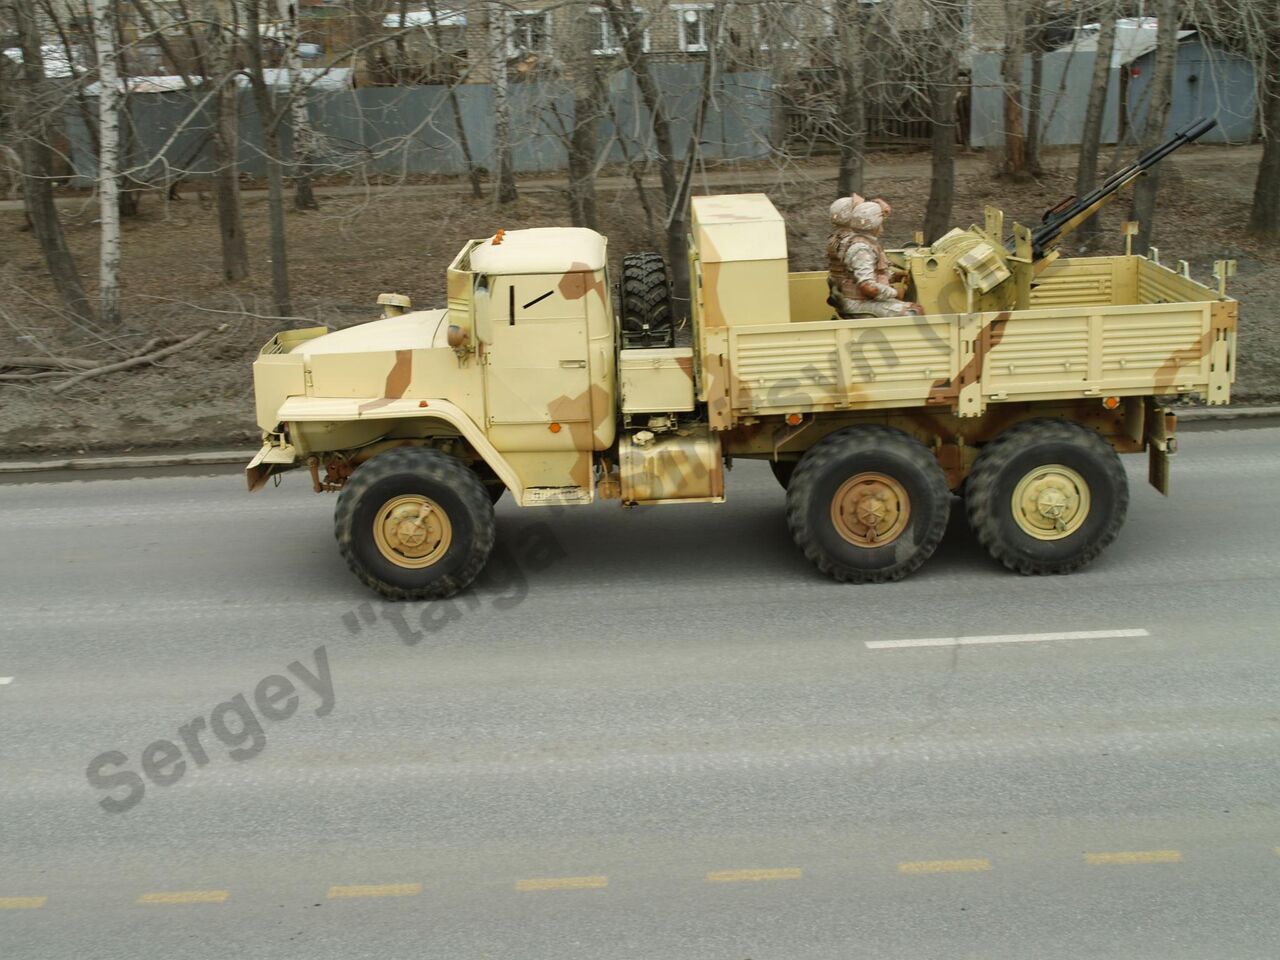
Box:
[248,119,1237,600]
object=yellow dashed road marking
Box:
[706,868,802,883]
[136,890,229,905]
[515,875,608,892]
[898,858,992,875]
[0,897,46,910]
[328,883,422,899]
[1085,850,1182,865]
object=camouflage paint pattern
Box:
[249,196,1236,504]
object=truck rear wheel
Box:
[786,426,951,583]
[335,447,496,600]
[966,419,1128,575]
[620,252,674,348]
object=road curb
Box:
[1175,404,1280,422]
[0,450,253,475]
[0,405,1276,475]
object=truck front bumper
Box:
[246,440,299,492]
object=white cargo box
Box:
[620,347,696,414]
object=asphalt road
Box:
[1,422,1278,959]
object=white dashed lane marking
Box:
[865,628,1151,650]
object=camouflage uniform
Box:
[826,197,919,319]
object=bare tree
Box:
[426,0,482,199]
[278,0,319,210]
[198,0,252,281]
[488,1,518,204]
[7,0,96,325]
[91,0,124,326]
[602,0,695,302]
[1128,0,1177,255]
[923,0,964,243]
[832,0,865,197]
[561,5,603,229]
[1075,1,1118,246]
[1024,0,1047,176]
[1248,23,1280,239]
[1002,0,1029,178]
[244,0,293,315]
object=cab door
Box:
[482,274,593,427]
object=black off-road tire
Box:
[620,252,674,348]
[966,419,1128,575]
[335,447,496,600]
[786,426,951,583]
[769,459,797,490]
[472,462,506,504]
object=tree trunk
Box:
[1128,0,1177,256]
[834,1,865,197]
[1002,0,1028,178]
[564,14,601,229]
[1025,2,1045,176]
[278,0,318,210]
[202,0,250,281]
[91,0,123,326]
[923,3,962,243]
[245,0,293,315]
[1248,28,1280,240]
[488,2,518,204]
[1075,3,1117,246]
[10,0,96,325]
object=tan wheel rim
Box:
[831,472,911,547]
[372,494,452,568]
[1011,464,1090,541]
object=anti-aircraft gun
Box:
[900,117,1219,316]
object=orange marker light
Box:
[786,413,803,426]
[493,229,505,245]
[418,400,429,408]
[1102,396,1120,410]
[549,422,561,433]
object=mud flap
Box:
[1145,401,1176,496]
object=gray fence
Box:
[970,50,1122,149]
[66,64,775,185]
[971,40,1256,149]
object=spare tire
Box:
[620,252,674,349]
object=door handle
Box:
[560,359,587,368]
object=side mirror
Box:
[473,274,493,344]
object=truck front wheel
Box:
[966,419,1128,575]
[335,447,496,600]
[786,426,951,583]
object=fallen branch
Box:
[0,370,67,382]
[51,325,228,394]
[0,356,100,371]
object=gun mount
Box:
[900,117,1218,316]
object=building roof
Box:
[468,228,608,275]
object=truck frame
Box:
[247,121,1237,599]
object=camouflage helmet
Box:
[829,193,866,228]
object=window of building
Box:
[590,7,649,56]
[673,3,715,53]
[508,10,551,56]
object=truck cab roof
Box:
[468,227,607,275]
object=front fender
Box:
[271,396,524,500]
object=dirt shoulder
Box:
[1,145,1275,457]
